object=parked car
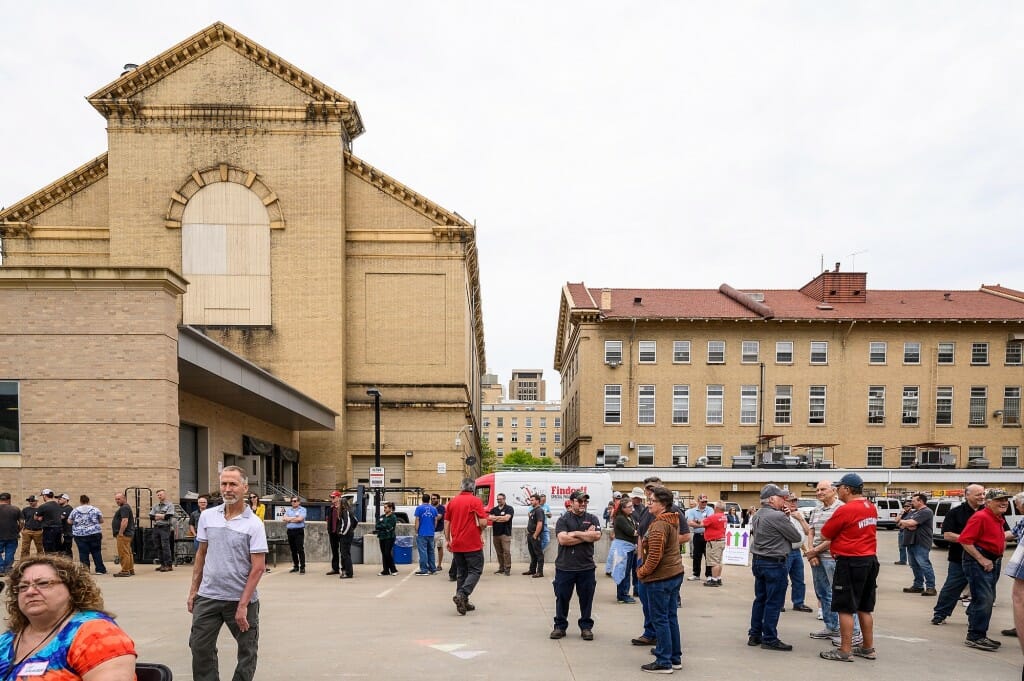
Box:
[928,497,1022,548]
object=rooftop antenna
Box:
[847,250,867,271]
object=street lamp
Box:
[367,388,382,521]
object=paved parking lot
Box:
[99,537,1020,680]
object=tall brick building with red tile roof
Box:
[554,269,1024,505]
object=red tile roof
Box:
[574,285,1024,321]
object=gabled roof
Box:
[0,154,108,224]
[87,21,364,139]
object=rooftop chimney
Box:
[600,288,612,310]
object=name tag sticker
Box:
[20,661,48,676]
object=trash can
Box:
[393,535,413,564]
[351,536,364,565]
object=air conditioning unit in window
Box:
[672,457,687,468]
[615,456,629,467]
[606,360,621,368]
[695,456,708,468]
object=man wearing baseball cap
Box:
[748,483,803,652]
[958,488,1013,651]
[818,473,878,662]
[550,490,603,641]
[20,496,43,558]
[36,489,63,553]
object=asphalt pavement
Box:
[93,536,1022,680]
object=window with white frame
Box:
[969,387,987,426]
[810,341,828,364]
[904,342,921,364]
[968,446,985,461]
[1007,343,1023,366]
[496,448,504,457]
[937,342,955,364]
[740,385,758,425]
[900,446,916,467]
[869,342,887,364]
[482,417,490,429]
[637,444,655,466]
[671,444,688,467]
[971,343,989,365]
[775,341,793,363]
[706,385,724,424]
[496,433,504,443]
[481,432,489,442]
[673,340,691,363]
[672,385,689,425]
[540,432,547,442]
[539,417,547,428]
[809,386,826,424]
[525,417,532,428]
[605,340,623,364]
[554,432,561,442]
[902,386,919,425]
[868,386,885,424]
[707,340,725,364]
[554,417,561,428]
[638,385,656,424]
[496,417,504,428]
[0,381,18,454]
[604,385,622,424]
[554,448,561,457]
[511,418,518,428]
[775,385,792,424]
[866,445,884,467]
[936,386,953,425]
[741,340,760,363]
[603,444,620,467]
[639,340,657,364]
[1005,387,1022,425]
[1003,446,1019,468]
[704,445,723,466]
[510,432,518,443]
[539,448,547,457]
[525,433,532,443]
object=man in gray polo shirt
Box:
[748,483,803,652]
[188,465,268,681]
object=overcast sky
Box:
[2,2,1022,388]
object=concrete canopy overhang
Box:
[178,326,336,431]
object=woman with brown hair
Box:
[0,554,136,681]
[637,487,687,674]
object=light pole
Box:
[367,388,382,521]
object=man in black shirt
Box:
[549,491,602,641]
[525,494,545,578]
[36,489,63,553]
[20,495,43,558]
[0,493,21,574]
[488,493,514,575]
[58,493,74,557]
[933,485,984,625]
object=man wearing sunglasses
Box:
[550,490,603,641]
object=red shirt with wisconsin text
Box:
[820,497,877,557]
[446,491,487,552]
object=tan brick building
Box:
[0,22,484,510]
[482,371,561,463]
[554,270,1024,505]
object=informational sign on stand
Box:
[723,526,752,566]
[369,467,385,488]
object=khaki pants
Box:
[494,534,512,573]
[116,535,135,573]
[20,529,43,558]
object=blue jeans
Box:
[963,554,1000,640]
[0,539,17,573]
[73,533,107,573]
[934,559,968,619]
[786,548,806,606]
[907,543,935,589]
[636,574,655,639]
[553,568,597,632]
[749,557,787,644]
[897,530,908,562]
[647,575,683,667]
[616,552,636,601]
[416,535,436,572]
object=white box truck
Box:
[473,471,614,528]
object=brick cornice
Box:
[86,21,364,139]
[0,154,108,224]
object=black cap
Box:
[0,492,10,501]
[25,495,37,502]
[569,491,590,502]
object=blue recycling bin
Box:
[393,535,413,564]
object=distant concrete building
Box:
[509,369,546,401]
[554,269,1024,506]
[482,371,561,463]
[0,22,484,508]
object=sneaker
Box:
[550,629,566,639]
[640,662,673,674]
[810,629,839,639]
[965,637,999,651]
[1002,628,1018,637]
[747,636,762,646]
[903,586,924,593]
[831,633,863,647]
[792,604,813,613]
[325,570,339,575]
[931,617,945,625]
[617,597,637,604]
[816,608,823,620]
[852,646,877,660]
[581,629,594,641]
[378,570,390,576]
[960,598,971,607]
[687,575,701,581]
[453,593,467,615]
[299,568,305,574]
[921,587,937,596]
[414,571,429,576]
[633,636,657,646]
[671,661,682,670]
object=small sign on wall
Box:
[437,462,447,474]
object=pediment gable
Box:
[87,22,364,139]
[0,154,108,224]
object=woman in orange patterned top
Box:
[1,555,136,681]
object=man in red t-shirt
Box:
[818,473,877,662]
[444,478,488,615]
[701,501,729,587]
[958,488,1012,651]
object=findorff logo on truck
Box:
[552,485,587,497]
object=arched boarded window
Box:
[181,183,271,325]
